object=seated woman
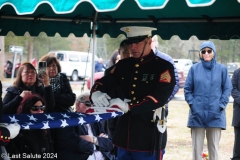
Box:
[13,94,54,158]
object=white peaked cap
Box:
[120,26,157,38]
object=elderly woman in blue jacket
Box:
[184,41,232,160]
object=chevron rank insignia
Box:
[159,70,171,83]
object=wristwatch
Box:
[93,136,97,144]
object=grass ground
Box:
[165,100,234,160]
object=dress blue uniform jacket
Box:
[91,51,176,151]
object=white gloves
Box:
[5,123,21,139]
[91,91,111,107]
[109,98,130,113]
[153,108,166,133]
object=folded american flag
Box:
[0,107,123,129]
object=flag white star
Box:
[76,113,86,117]
[45,114,55,120]
[111,112,118,118]
[60,119,69,128]
[22,125,30,129]
[42,121,50,129]
[61,113,70,119]
[78,117,86,125]
[95,114,102,122]
[26,122,34,125]
[27,115,38,122]
[9,116,19,123]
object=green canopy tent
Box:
[0,0,240,86]
[0,0,240,39]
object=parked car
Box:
[3,60,21,78]
[48,50,98,81]
[87,72,104,90]
[174,59,193,79]
[226,62,240,78]
[177,69,186,88]
[86,70,186,90]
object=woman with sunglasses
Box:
[12,94,54,159]
[184,41,232,160]
[3,62,54,114]
[39,55,76,112]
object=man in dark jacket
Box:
[231,68,240,160]
[90,26,176,160]
[54,92,114,160]
[75,92,115,160]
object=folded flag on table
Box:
[0,107,123,130]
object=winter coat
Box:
[155,50,180,103]
[95,62,106,72]
[3,84,54,114]
[184,41,232,129]
[75,122,115,160]
[52,73,76,112]
[231,68,240,126]
[54,126,93,160]
[6,129,54,160]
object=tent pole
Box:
[90,12,98,91]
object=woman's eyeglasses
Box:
[201,50,212,54]
[31,105,45,111]
[80,101,92,107]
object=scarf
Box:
[50,73,61,93]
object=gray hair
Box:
[76,92,90,103]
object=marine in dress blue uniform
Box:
[90,26,176,160]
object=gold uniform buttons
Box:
[135,71,138,74]
[141,58,144,62]
[132,84,136,87]
[122,77,124,79]
[130,103,133,105]
[135,64,139,67]
[146,81,148,83]
[137,101,139,103]
[134,77,137,80]
[133,97,136,100]
[131,91,134,94]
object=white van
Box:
[173,59,193,78]
[48,50,98,81]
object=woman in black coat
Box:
[3,62,54,114]
[39,55,76,112]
